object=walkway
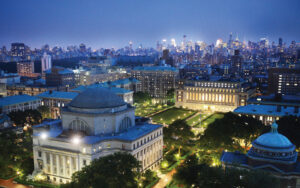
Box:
[0,178,30,188]
[185,111,202,121]
[153,169,176,188]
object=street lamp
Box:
[71,136,80,145]
[40,132,48,140]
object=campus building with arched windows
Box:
[32,87,163,184]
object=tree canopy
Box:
[173,154,280,188]
[133,92,151,104]
[199,112,266,152]
[0,129,33,178]
[163,119,194,154]
[37,106,51,119]
[62,152,141,188]
[8,109,42,127]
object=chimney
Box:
[276,105,281,112]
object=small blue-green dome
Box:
[254,132,293,148]
[254,121,292,148]
[247,121,297,164]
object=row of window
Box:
[192,82,239,88]
[186,87,237,93]
[133,129,162,150]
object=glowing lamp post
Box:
[40,132,48,140]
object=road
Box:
[0,178,30,188]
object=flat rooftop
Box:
[33,120,162,144]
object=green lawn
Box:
[186,114,207,126]
[200,113,224,128]
[134,103,171,117]
[150,108,195,125]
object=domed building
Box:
[221,121,300,188]
[32,87,163,184]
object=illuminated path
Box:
[153,169,176,188]
[0,178,30,188]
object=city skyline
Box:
[1,0,300,49]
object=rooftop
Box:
[37,91,78,100]
[33,119,162,144]
[71,85,132,94]
[133,66,178,72]
[0,94,40,107]
[233,104,300,117]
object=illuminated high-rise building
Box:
[170,38,176,47]
[41,52,52,72]
[129,41,133,50]
[11,43,25,57]
[162,39,167,50]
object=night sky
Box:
[1,0,300,49]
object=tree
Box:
[8,109,42,127]
[37,106,51,119]
[133,92,151,104]
[62,152,141,188]
[166,88,175,104]
[0,129,34,178]
[163,119,194,155]
[277,116,300,148]
[199,112,266,152]
[141,170,157,187]
[173,154,280,188]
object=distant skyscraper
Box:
[232,50,243,73]
[228,32,233,48]
[170,38,176,47]
[182,35,187,51]
[79,43,86,52]
[11,43,25,57]
[279,37,283,47]
[129,41,133,50]
[41,52,52,72]
[156,41,162,51]
[162,39,167,50]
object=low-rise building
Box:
[0,94,41,114]
[37,91,78,119]
[176,79,255,112]
[7,84,56,96]
[233,104,300,125]
[45,67,75,88]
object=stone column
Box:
[42,151,47,173]
[50,153,54,175]
[56,155,60,176]
[62,155,66,177]
[69,156,73,177]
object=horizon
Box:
[1,0,300,49]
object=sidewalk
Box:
[0,178,30,188]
